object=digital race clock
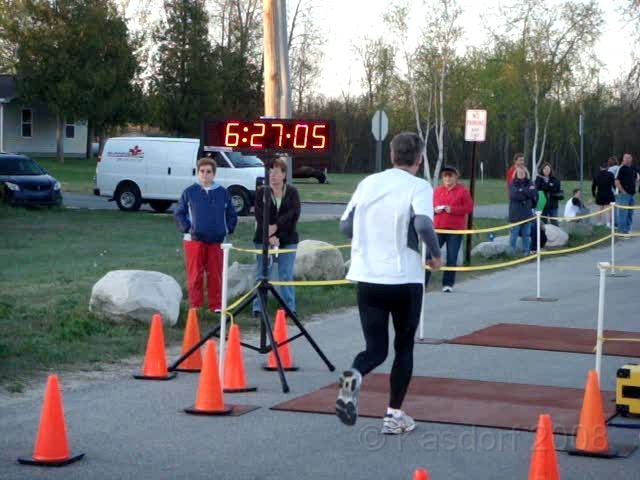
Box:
[202,119,334,155]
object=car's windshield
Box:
[226,152,263,168]
[0,157,45,176]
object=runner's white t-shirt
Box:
[342,168,434,284]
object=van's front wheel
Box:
[229,187,250,216]
[115,182,142,212]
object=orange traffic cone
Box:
[224,324,257,393]
[133,314,176,380]
[264,309,298,371]
[18,375,84,466]
[413,469,430,480]
[528,414,560,480]
[569,370,616,457]
[175,308,203,372]
[185,340,232,415]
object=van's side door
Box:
[165,142,199,199]
[144,141,168,198]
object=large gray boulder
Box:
[294,240,345,280]
[227,261,256,299]
[562,221,594,236]
[545,224,569,247]
[471,241,512,258]
[89,270,182,326]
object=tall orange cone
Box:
[569,370,616,457]
[18,375,84,466]
[185,340,232,415]
[528,414,560,480]
[175,308,203,372]
[413,469,430,480]
[264,309,298,371]
[224,324,257,393]
[133,314,176,380]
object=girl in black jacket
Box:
[591,161,616,227]
[534,162,562,226]
[509,167,538,255]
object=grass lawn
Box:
[0,204,608,391]
[32,156,589,206]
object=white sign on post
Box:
[371,110,389,141]
[464,109,487,142]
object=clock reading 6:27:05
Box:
[223,121,328,150]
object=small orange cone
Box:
[175,308,203,372]
[264,309,298,371]
[18,375,84,466]
[133,314,176,380]
[413,469,430,480]
[224,324,257,393]
[185,340,232,415]
[528,414,560,480]
[569,370,615,457]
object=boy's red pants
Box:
[183,240,222,311]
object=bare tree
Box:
[499,0,603,173]
[354,36,395,111]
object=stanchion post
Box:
[610,202,616,275]
[219,243,232,377]
[536,211,541,299]
[419,243,426,340]
[595,262,609,378]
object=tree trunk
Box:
[56,113,64,164]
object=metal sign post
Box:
[371,110,389,172]
[464,109,487,265]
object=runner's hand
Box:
[427,257,442,272]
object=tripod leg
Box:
[258,287,290,393]
[267,284,335,372]
[169,323,221,372]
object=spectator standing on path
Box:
[252,157,301,316]
[592,160,616,227]
[175,157,238,312]
[534,162,563,226]
[425,165,473,293]
[615,153,636,235]
[508,167,537,256]
[506,152,525,190]
[335,132,442,435]
[608,156,620,180]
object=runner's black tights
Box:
[352,282,423,409]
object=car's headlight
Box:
[5,182,20,191]
[53,181,61,191]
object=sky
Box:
[313,0,637,98]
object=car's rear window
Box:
[226,152,263,168]
[0,157,44,175]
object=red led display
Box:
[202,119,334,155]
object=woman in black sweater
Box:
[591,161,616,226]
[534,162,563,226]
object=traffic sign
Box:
[464,109,487,142]
[371,110,389,141]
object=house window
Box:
[65,120,75,139]
[21,109,32,138]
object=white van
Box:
[94,137,264,214]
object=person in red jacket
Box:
[506,153,525,190]
[425,166,473,292]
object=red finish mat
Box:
[448,323,640,357]
[271,374,617,434]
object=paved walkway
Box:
[1,238,639,479]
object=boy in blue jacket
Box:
[174,157,238,312]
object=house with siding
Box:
[0,74,88,157]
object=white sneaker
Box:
[442,286,453,293]
[335,369,362,426]
[381,411,416,434]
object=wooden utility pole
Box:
[263,0,279,118]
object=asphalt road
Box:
[63,192,508,219]
[1,237,639,479]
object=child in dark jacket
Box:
[175,157,238,312]
[508,167,538,255]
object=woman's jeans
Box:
[424,233,463,288]
[510,221,532,255]
[616,194,634,234]
[252,243,297,314]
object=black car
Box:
[0,153,63,206]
